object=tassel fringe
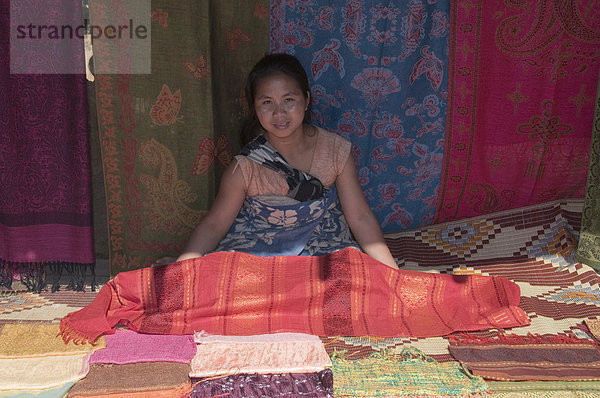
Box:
[448,331,597,345]
[59,317,96,346]
[0,258,96,293]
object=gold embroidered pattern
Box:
[495,0,600,80]
[518,100,573,179]
[139,138,203,234]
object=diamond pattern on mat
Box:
[450,265,488,276]
[38,289,99,306]
[415,220,501,258]
[0,292,53,315]
[539,284,600,306]
[518,223,578,267]
[528,312,539,319]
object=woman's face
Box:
[254,72,309,141]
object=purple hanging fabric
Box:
[0,0,95,291]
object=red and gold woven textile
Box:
[60,248,528,344]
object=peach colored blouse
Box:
[235,128,352,197]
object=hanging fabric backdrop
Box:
[271,0,450,231]
[270,0,600,232]
[0,0,95,291]
[94,0,600,273]
[91,0,269,275]
[437,0,599,224]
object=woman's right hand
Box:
[150,256,176,267]
[176,252,204,262]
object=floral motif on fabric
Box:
[435,1,598,224]
[226,27,252,52]
[151,9,168,27]
[495,0,600,81]
[518,100,573,179]
[150,84,182,126]
[216,187,358,257]
[351,67,401,109]
[183,54,210,80]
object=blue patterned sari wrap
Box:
[215,186,359,257]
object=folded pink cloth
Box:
[90,329,195,365]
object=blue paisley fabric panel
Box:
[270,0,450,232]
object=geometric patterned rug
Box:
[2,199,598,365]
[324,199,600,363]
[0,289,98,328]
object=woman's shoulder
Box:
[314,126,351,156]
[315,126,351,145]
[312,126,351,178]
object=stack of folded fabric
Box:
[448,331,600,396]
[67,329,196,397]
[189,332,334,397]
[0,323,105,396]
[448,331,600,382]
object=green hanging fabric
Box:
[88,0,269,275]
[577,71,600,270]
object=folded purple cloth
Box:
[90,329,195,364]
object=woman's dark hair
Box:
[239,53,312,147]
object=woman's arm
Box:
[177,160,247,262]
[335,154,399,269]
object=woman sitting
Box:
[176,53,398,269]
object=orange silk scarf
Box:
[60,248,529,344]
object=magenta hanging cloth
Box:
[0,0,95,291]
[436,1,600,223]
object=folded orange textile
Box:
[60,248,529,344]
[68,384,191,398]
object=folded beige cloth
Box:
[0,323,105,390]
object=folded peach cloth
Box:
[190,332,332,377]
[0,323,105,358]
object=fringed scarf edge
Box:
[448,331,598,346]
[59,281,115,345]
[0,257,96,293]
